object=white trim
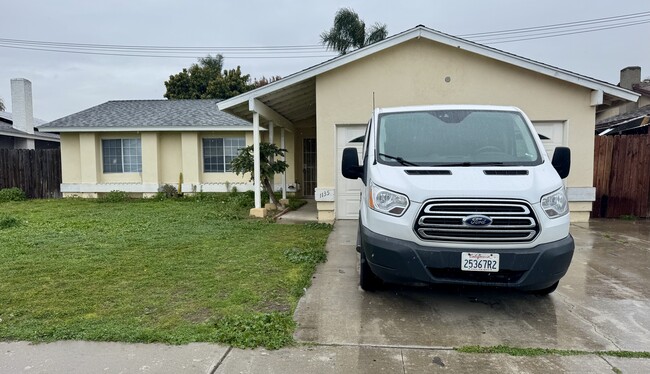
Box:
[0,131,60,142]
[61,182,255,194]
[39,126,261,133]
[567,187,596,202]
[218,26,638,111]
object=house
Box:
[216,25,638,222]
[39,25,638,222]
[0,78,60,149]
[596,66,650,135]
[38,100,290,197]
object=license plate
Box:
[461,252,499,272]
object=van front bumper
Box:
[360,224,574,291]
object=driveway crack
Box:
[400,349,406,374]
[555,292,622,351]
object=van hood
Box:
[369,164,562,204]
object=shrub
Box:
[0,187,27,202]
[157,184,179,199]
[99,190,130,203]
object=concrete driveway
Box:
[286,219,650,372]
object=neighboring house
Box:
[38,100,287,197]
[0,78,60,149]
[596,66,650,135]
[217,25,638,223]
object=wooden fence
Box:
[0,149,62,198]
[592,134,650,218]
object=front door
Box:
[303,138,316,198]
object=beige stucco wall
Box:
[316,38,598,221]
[60,130,269,196]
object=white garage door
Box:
[336,125,366,220]
[533,121,566,159]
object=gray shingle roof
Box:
[0,112,60,140]
[38,100,252,130]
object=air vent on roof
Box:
[484,170,529,176]
[405,170,452,175]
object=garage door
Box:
[336,125,366,220]
[533,121,566,159]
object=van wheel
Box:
[360,252,382,291]
[530,281,559,296]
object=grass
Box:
[457,345,650,359]
[0,194,331,349]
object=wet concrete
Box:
[0,341,225,374]
[216,345,631,374]
[294,219,650,353]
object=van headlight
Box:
[541,188,569,218]
[368,181,409,216]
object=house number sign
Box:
[315,188,335,202]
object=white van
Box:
[341,105,574,295]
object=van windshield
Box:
[376,110,542,167]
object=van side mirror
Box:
[551,147,571,179]
[342,147,363,180]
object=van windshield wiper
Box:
[433,162,506,167]
[378,153,420,166]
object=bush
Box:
[98,190,130,203]
[0,187,27,202]
[157,184,179,199]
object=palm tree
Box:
[320,8,388,55]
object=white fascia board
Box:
[39,126,263,133]
[218,26,639,109]
[0,130,60,142]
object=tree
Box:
[164,55,253,100]
[251,75,282,89]
[0,98,5,111]
[320,8,388,55]
[231,143,289,209]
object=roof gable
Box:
[219,25,638,113]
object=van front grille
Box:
[414,199,539,243]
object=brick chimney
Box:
[10,78,35,149]
[620,67,642,114]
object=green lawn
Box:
[0,195,331,348]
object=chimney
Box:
[10,78,35,135]
[619,67,641,114]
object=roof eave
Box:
[39,126,262,133]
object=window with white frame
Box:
[203,137,245,172]
[102,138,142,173]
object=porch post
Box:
[267,121,275,206]
[250,111,265,217]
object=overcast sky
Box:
[1,0,649,121]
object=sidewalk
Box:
[276,198,318,224]
[3,340,648,373]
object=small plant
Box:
[283,247,327,265]
[158,184,179,199]
[620,214,637,221]
[0,214,20,229]
[99,190,130,203]
[0,187,27,202]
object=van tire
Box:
[360,251,382,291]
[530,281,559,296]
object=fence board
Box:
[0,149,61,198]
[592,135,650,218]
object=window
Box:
[102,138,142,173]
[203,137,246,172]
